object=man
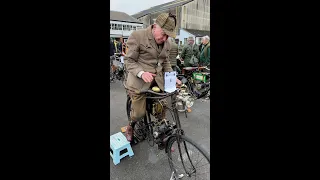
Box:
[199,35,210,66]
[119,37,125,64]
[180,36,200,67]
[124,13,181,142]
[199,38,204,51]
[113,39,121,54]
[178,41,183,53]
[168,37,178,71]
[110,38,115,57]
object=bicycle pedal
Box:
[121,126,128,133]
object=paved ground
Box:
[110,80,210,180]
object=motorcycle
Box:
[174,56,210,114]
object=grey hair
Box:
[203,35,210,41]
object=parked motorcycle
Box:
[174,56,210,115]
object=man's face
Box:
[153,24,168,44]
[188,39,194,45]
[203,38,208,44]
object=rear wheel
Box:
[126,95,152,143]
[110,65,115,82]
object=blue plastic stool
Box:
[110,132,134,165]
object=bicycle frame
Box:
[144,92,197,177]
[126,89,201,179]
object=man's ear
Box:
[153,23,158,29]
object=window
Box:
[112,23,116,30]
[116,24,122,30]
[132,26,136,30]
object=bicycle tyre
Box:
[126,95,153,143]
[167,135,210,179]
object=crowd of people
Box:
[110,35,210,72]
[171,36,210,69]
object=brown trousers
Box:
[129,93,147,121]
[128,80,157,121]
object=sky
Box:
[110,0,175,16]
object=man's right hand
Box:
[141,72,156,83]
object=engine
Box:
[151,100,166,119]
[153,120,174,144]
[176,84,195,112]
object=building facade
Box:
[132,0,210,44]
[110,11,143,42]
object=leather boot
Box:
[125,122,133,142]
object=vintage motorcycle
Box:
[174,56,210,115]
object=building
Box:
[132,0,210,44]
[110,10,143,42]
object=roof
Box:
[132,0,193,19]
[110,10,142,24]
[182,29,210,37]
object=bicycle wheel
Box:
[110,65,115,82]
[145,112,154,147]
[167,135,210,180]
[126,95,151,142]
[126,95,131,121]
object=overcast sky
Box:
[110,0,175,16]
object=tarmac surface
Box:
[110,80,210,180]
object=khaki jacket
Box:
[124,25,173,91]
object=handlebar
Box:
[134,89,177,97]
[183,66,210,71]
[203,66,210,71]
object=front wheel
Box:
[167,135,210,180]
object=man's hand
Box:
[141,72,156,83]
[176,78,182,85]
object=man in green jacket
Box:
[180,36,200,67]
[199,35,210,66]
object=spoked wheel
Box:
[133,121,146,142]
[110,66,115,82]
[126,95,153,144]
[167,135,210,180]
[145,112,154,147]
